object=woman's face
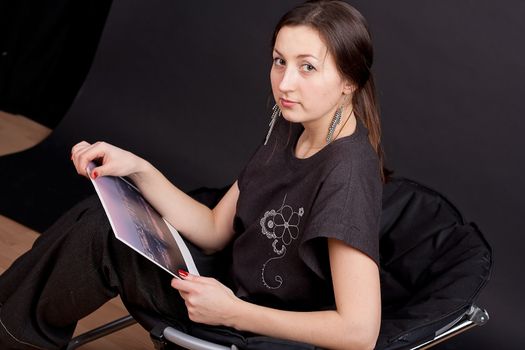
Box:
[270,25,351,126]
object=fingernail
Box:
[178,269,188,278]
[92,171,98,179]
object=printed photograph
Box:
[91,165,188,276]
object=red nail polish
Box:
[92,171,98,179]
[178,269,188,278]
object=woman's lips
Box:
[280,98,298,108]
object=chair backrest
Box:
[377,177,492,349]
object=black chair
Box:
[374,177,491,349]
[67,177,492,350]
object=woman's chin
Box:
[280,110,304,124]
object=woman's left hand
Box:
[171,272,241,327]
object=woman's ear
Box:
[342,81,356,96]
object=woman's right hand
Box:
[71,141,147,180]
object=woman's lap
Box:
[0,195,187,349]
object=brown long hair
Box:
[272,0,387,182]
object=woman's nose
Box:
[279,68,297,92]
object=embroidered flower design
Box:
[259,195,304,289]
[260,210,277,239]
[273,204,302,246]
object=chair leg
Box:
[66,315,136,350]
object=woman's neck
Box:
[295,110,356,159]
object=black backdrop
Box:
[0,0,112,127]
[1,1,524,348]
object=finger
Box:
[179,270,205,284]
[77,142,108,177]
[72,142,98,176]
[71,141,91,168]
[181,272,199,282]
[186,275,219,287]
[177,289,189,301]
[172,278,204,298]
[171,278,195,293]
[89,163,113,179]
[71,141,90,156]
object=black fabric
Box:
[376,178,492,349]
[0,196,189,349]
[232,117,382,312]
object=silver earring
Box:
[264,104,281,145]
[326,105,343,143]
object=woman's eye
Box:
[301,63,316,72]
[273,57,285,66]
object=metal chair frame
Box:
[67,304,488,349]
[66,315,136,350]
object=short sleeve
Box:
[237,143,262,192]
[299,156,382,279]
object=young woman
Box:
[0,1,384,349]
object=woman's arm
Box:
[71,141,239,252]
[128,161,240,252]
[172,238,381,350]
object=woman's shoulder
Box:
[324,126,380,175]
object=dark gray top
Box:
[231,116,382,311]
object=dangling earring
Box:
[326,105,343,144]
[264,104,281,145]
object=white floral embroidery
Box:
[259,195,304,289]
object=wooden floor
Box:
[0,111,52,156]
[0,112,152,349]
